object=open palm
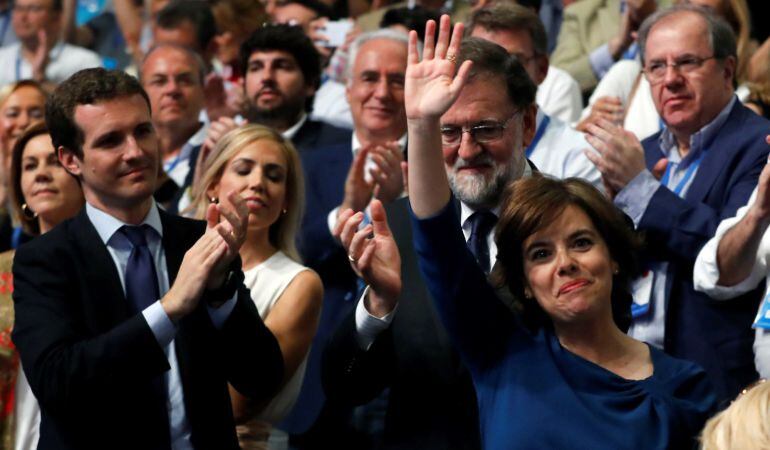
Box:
[405,16,473,120]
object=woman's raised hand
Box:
[405,15,473,121]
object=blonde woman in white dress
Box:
[191,124,323,449]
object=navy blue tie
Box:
[120,225,160,313]
[467,210,497,275]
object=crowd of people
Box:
[1,0,770,449]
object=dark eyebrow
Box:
[91,131,122,148]
[523,228,596,252]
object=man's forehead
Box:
[15,0,53,8]
[248,50,299,65]
[142,48,199,76]
[354,39,407,70]
[645,12,710,57]
[73,96,151,132]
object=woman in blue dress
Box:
[335,16,718,450]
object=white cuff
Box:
[354,286,397,350]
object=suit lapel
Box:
[70,209,132,321]
[685,102,742,203]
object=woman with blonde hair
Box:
[701,380,770,449]
[190,124,322,449]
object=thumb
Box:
[651,158,668,180]
[205,202,219,229]
[369,199,392,237]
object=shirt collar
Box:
[178,122,208,161]
[658,95,736,164]
[351,132,408,154]
[282,113,308,140]
[86,200,163,245]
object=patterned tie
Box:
[467,210,497,275]
[120,225,160,312]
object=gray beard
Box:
[446,154,523,209]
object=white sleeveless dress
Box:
[238,251,312,450]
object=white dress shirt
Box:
[528,109,603,191]
[0,41,101,86]
[694,187,770,378]
[536,66,583,124]
[86,201,236,450]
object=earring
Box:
[21,203,37,219]
[209,196,218,204]
[282,208,288,215]
[613,268,619,275]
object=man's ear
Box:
[521,104,538,148]
[58,146,82,177]
[722,55,737,86]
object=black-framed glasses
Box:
[440,111,520,147]
[642,55,716,84]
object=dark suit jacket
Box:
[279,120,362,436]
[639,101,769,403]
[323,197,481,450]
[12,208,283,450]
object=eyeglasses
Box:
[440,112,520,147]
[642,55,716,84]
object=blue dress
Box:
[410,199,717,450]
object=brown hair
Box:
[9,122,51,236]
[492,175,643,332]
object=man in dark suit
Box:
[323,37,538,449]
[585,4,769,403]
[11,68,283,450]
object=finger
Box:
[584,122,615,144]
[447,20,464,60]
[423,20,437,60]
[584,148,606,172]
[214,222,239,251]
[369,199,393,238]
[205,202,219,230]
[400,161,409,193]
[369,166,390,186]
[202,238,228,270]
[227,190,250,225]
[333,208,356,239]
[348,147,370,182]
[450,60,473,95]
[348,224,373,263]
[340,212,364,252]
[434,15,452,59]
[651,158,668,180]
[358,240,376,274]
[408,29,420,65]
[370,152,399,174]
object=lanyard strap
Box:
[525,115,550,159]
[0,13,9,46]
[660,152,704,197]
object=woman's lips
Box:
[558,279,590,296]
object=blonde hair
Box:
[190,124,304,262]
[701,380,770,449]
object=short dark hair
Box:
[457,37,536,111]
[9,122,50,236]
[492,176,643,333]
[51,0,63,12]
[380,6,441,43]
[276,0,332,19]
[155,0,218,52]
[46,68,151,158]
[466,3,548,57]
[239,23,322,90]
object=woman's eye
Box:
[574,237,593,249]
[530,249,549,261]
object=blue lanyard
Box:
[525,115,550,158]
[660,152,704,197]
[164,153,183,174]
